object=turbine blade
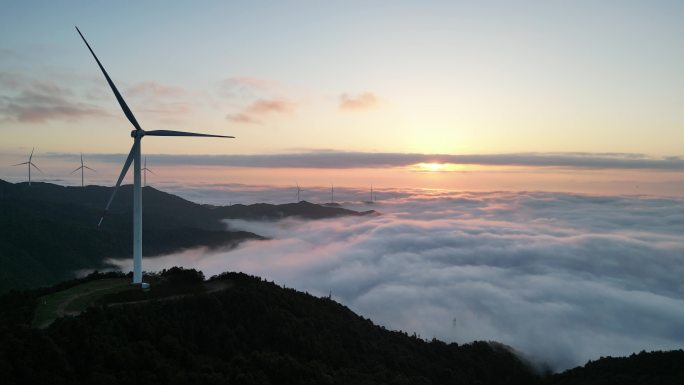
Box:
[84,166,96,171]
[71,166,83,174]
[30,163,43,173]
[12,162,29,166]
[144,129,235,138]
[98,144,135,227]
[29,147,34,161]
[147,168,156,175]
[75,26,143,131]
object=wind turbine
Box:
[13,147,41,186]
[370,184,374,203]
[141,156,155,187]
[296,182,304,202]
[71,153,95,187]
[331,183,334,204]
[76,27,234,288]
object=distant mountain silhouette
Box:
[548,349,684,385]
[0,180,372,292]
[0,269,541,384]
[212,200,377,220]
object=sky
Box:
[1,0,683,193]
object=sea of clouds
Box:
[109,186,684,371]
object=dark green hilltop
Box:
[0,269,541,385]
[0,180,375,293]
[0,269,682,385]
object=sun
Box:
[411,162,468,172]
[418,162,445,172]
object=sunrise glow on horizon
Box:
[1,1,683,193]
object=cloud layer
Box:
[227,98,295,124]
[0,72,109,123]
[109,189,684,371]
[339,92,379,110]
[45,151,684,171]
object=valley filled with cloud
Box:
[109,187,684,371]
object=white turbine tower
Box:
[77,27,234,288]
[13,147,41,186]
[71,153,95,187]
[141,156,155,187]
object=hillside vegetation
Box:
[0,269,540,385]
[1,269,681,384]
[547,350,684,385]
[0,180,372,292]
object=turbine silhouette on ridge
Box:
[13,147,42,186]
[71,152,95,187]
[141,156,155,187]
[76,26,234,287]
[296,182,304,202]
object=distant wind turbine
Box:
[364,184,378,204]
[13,147,42,186]
[331,183,334,204]
[76,26,234,288]
[296,182,304,202]
[71,153,95,187]
[141,156,155,187]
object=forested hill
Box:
[0,180,373,292]
[1,269,680,384]
[0,270,541,385]
[212,201,377,220]
[547,350,684,385]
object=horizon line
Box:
[18,150,684,172]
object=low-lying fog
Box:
[108,186,684,371]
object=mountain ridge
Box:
[1,269,681,384]
[0,269,542,385]
[0,180,373,293]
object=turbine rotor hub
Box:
[131,129,145,138]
